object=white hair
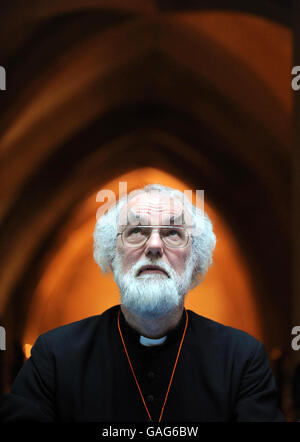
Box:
[93,184,216,284]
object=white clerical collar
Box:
[139,335,167,347]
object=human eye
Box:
[162,227,187,247]
[164,228,181,237]
[127,227,143,236]
[123,226,149,245]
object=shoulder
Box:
[31,305,120,357]
[186,309,262,358]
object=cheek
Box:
[168,249,190,274]
[118,247,141,272]
[169,247,191,274]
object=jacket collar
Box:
[118,305,187,349]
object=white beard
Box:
[112,253,196,319]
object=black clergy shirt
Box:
[0,305,285,422]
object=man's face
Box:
[118,193,192,276]
[112,192,195,318]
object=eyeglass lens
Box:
[122,226,188,247]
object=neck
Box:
[120,303,185,338]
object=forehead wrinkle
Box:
[130,202,182,214]
[123,195,189,226]
[137,204,177,210]
[133,208,180,215]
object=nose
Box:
[144,230,164,258]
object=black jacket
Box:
[0,305,284,422]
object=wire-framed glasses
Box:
[117,225,190,248]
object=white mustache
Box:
[112,251,196,318]
[131,259,175,279]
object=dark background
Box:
[0,0,298,421]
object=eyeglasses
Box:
[117,225,190,248]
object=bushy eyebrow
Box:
[169,213,186,225]
[126,212,186,226]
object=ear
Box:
[190,277,199,290]
[190,257,202,289]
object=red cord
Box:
[117,308,188,422]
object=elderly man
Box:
[0,184,284,422]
